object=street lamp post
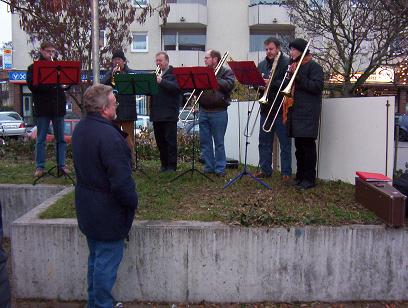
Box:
[91,0,100,84]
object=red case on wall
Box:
[355,177,406,227]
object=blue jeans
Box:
[199,110,228,174]
[35,116,66,169]
[258,113,292,176]
[86,238,125,308]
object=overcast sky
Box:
[0,2,12,46]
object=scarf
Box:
[282,54,313,123]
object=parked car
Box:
[0,111,27,139]
[134,115,152,135]
[28,119,79,144]
[177,109,198,129]
[395,113,408,141]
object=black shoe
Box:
[163,168,176,173]
[254,171,271,178]
[297,180,316,190]
[160,166,167,172]
[216,172,226,177]
[293,178,302,186]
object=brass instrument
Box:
[244,52,282,137]
[258,51,281,104]
[178,51,230,125]
[262,39,311,132]
[111,64,121,87]
[281,39,311,97]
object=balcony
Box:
[166,50,205,67]
[248,4,292,28]
[160,1,207,27]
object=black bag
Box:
[393,173,408,217]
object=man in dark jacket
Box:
[199,49,235,177]
[0,201,11,308]
[256,37,292,180]
[285,38,324,190]
[102,49,137,163]
[27,41,69,178]
[150,51,182,172]
[72,84,138,307]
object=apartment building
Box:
[6,0,407,122]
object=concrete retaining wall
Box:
[0,184,66,237]
[11,188,408,302]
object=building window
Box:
[131,32,148,52]
[249,30,294,52]
[162,29,206,51]
[132,0,148,7]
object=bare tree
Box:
[2,0,169,108]
[285,0,408,96]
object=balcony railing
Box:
[160,1,207,26]
[248,3,292,27]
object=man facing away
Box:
[256,37,292,181]
[72,84,138,307]
[199,49,235,177]
[27,41,69,178]
[101,49,137,164]
[149,51,182,172]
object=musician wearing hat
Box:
[256,37,292,181]
[101,49,137,163]
[284,38,324,190]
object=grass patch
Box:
[35,159,379,227]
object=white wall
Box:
[225,96,395,183]
[317,96,395,183]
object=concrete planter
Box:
[11,187,408,302]
[0,184,66,237]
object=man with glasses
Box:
[199,49,235,177]
[72,84,138,307]
[27,41,69,178]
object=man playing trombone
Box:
[284,38,324,190]
[199,50,235,177]
[256,37,292,181]
[149,51,181,173]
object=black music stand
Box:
[32,60,81,186]
[115,73,158,177]
[224,61,271,190]
[170,67,219,182]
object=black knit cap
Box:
[289,38,309,53]
[112,49,126,61]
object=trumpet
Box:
[262,39,311,132]
[178,51,230,125]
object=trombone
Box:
[178,51,230,125]
[244,51,281,137]
[262,39,311,132]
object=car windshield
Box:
[0,113,21,121]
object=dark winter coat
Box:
[72,113,138,241]
[101,64,137,121]
[149,66,182,122]
[258,54,290,116]
[26,55,67,117]
[0,201,11,308]
[287,60,324,139]
[199,66,235,111]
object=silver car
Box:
[0,111,27,139]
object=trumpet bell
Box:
[258,96,268,104]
